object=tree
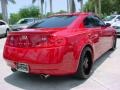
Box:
[9,13,20,24]
[68,0,83,13]
[69,0,76,13]
[32,0,44,15]
[56,10,67,14]
[89,0,98,14]
[0,0,16,23]
[78,0,83,12]
[84,0,114,16]
[0,13,3,19]
[50,0,53,13]
[67,0,69,12]
[9,6,40,24]
[112,0,120,14]
[19,6,40,18]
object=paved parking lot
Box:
[0,38,120,90]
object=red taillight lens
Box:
[6,35,66,48]
[6,35,31,48]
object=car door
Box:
[100,20,114,53]
[94,16,114,54]
[0,21,6,35]
[84,16,103,60]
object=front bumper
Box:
[3,45,78,75]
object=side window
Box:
[0,21,5,25]
[19,20,28,24]
[116,16,120,20]
[84,17,94,28]
[91,16,103,27]
[84,16,105,28]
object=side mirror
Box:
[105,23,111,27]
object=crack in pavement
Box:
[91,77,110,90]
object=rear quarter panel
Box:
[54,28,94,71]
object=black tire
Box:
[11,68,17,72]
[110,36,117,51]
[5,28,9,37]
[75,47,93,79]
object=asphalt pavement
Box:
[0,38,120,90]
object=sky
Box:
[0,0,88,15]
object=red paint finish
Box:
[3,13,116,75]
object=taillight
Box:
[6,35,31,48]
[6,34,66,48]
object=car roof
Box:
[0,20,7,23]
[110,15,120,17]
[49,12,92,17]
[21,18,39,20]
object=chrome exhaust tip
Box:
[40,74,50,79]
[11,68,17,72]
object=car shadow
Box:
[4,50,115,90]
[92,50,113,71]
[4,73,85,90]
[0,36,6,39]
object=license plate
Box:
[17,63,29,73]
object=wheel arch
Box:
[78,44,94,66]
[85,44,94,58]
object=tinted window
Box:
[30,16,77,28]
[0,21,5,25]
[92,16,105,26]
[84,17,94,28]
[84,16,105,28]
[117,16,120,20]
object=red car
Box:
[3,13,116,79]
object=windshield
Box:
[29,15,78,28]
[104,15,116,21]
[17,19,34,24]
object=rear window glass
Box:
[29,15,78,28]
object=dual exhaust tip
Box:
[11,68,50,79]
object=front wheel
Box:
[75,47,93,79]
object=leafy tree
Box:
[55,10,67,14]
[46,12,53,17]
[19,6,40,18]
[9,6,41,24]
[0,13,3,19]
[9,13,20,24]
[84,0,120,16]
[32,0,44,15]
[0,0,16,23]
[112,0,120,14]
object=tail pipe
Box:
[40,74,50,79]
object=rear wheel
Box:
[75,47,93,79]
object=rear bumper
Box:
[3,45,78,75]
[116,32,120,36]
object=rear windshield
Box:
[29,15,78,28]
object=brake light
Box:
[6,35,66,48]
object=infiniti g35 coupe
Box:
[3,13,116,79]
